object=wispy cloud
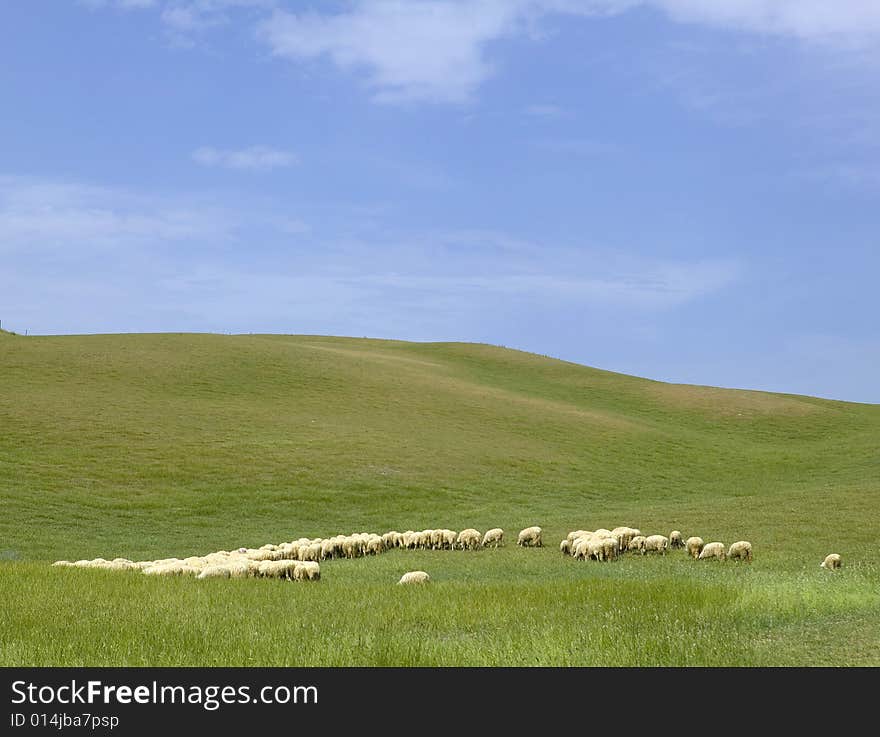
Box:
[82,1,880,103]
[0,175,739,336]
[257,2,523,104]
[644,1,880,46]
[155,0,277,43]
[256,1,880,104]
[191,145,298,171]
[0,176,232,253]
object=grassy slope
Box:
[1,331,878,665]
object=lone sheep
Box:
[820,553,842,571]
[398,571,430,585]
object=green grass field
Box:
[1,330,878,665]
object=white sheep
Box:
[398,570,430,585]
[572,537,592,561]
[611,526,639,551]
[644,534,669,555]
[517,526,543,547]
[259,560,299,579]
[627,536,647,554]
[727,541,753,562]
[297,561,321,581]
[440,529,457,550]
[567,530,593,543]
[685,536,705,560]
[820,553,842,571]
[457,528,482,550]
[669,531,684,549]
[560,539,572,556]
[595,536,619,562]
[197,565,232,579]
[482,528,504,548]
[144,562,198,576]
[698,542,726,561]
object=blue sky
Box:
[2,1,879,402]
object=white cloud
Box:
[256,1,880,104]
[191,145,298,170]
[156,0,277,38]
[257,1,525,104]
[82,1,880,103]
[644,1,880,44]
[0,177,235,253]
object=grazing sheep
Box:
[259,560,299,579]
[482,528,504,548]
[197,565,232,579]
[560,539,572,556]
[298,561,321,581]
[301,543,322,562]
[572,537,592,561]
[457,528,482,550]
[398,571,430,585]
[698,542,726,561]
[569,531,595,548]
[246,549,281,562]
[727,541,753,562]
[585,539,605,561]
[596,536,619,562]
[644,534,669,555]
[611,527,639,552]
[144,563,198,576]
[685,536,705,560]
[517,526,543,547]
[669,531,684,549]
[103,560,139,571]
[820,553,842,571]
[320,539,337,560]
[51,560,74,567]
[627,536,647,554]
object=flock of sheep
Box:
[50,524,843,585]
[50,541,324,581]
[559,527,755,563]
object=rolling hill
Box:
[1,331,878,665]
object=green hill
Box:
[1,332,878,665]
